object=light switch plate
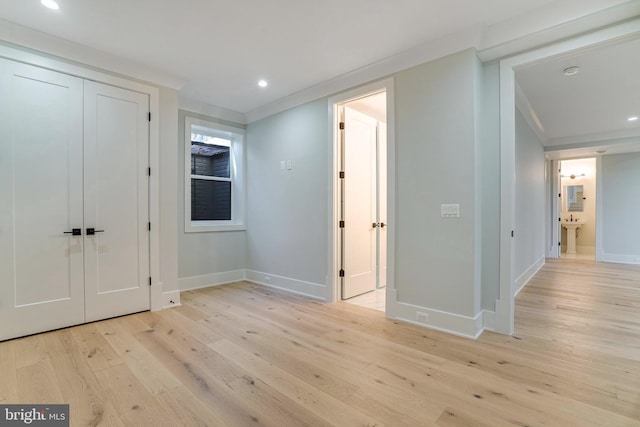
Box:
[280,160,285,170]
[441,204,460,218]
[286,160,292,170]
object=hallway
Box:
[515,258,640,363]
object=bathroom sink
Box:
[562,222,585,254]
[562,222,584,230]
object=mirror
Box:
[565,185,584,212]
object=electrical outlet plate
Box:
[441,204,460,218]
[416,312,429,323]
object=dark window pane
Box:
[191,142,230,178]
[191,179,231,221]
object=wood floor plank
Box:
[40,330,124,427]
[0,258,639,425]
[0,339,17,403]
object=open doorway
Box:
[558,158,596,260]
[334,90,388,312]
[498,22,640,335]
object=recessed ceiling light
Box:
[41,0,60,10]
[257,80,268,88]
[628,116,639,122]
[595,150,607,154]
[563,66,580,76]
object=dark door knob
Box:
[63,228,82,236]
[86,228,105,236]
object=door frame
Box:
[497,19,640,335]
[547,158,561,259]
[0,42,166,311]
[327,78,396,306]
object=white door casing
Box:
[341,107,377,299]
[378,122,388,288]
[0,60,85,340]
[83,81,150,322]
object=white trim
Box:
[515,82,548,144]
[160,290,182,310]
[498,18,640,336]
[179,270,246,291]
[242,5,636,124]
[0,20,185,90]
[178,97,247,125]
[184,116,246,233]
[598,254,640,265]
[245,270,326,300]
[482,310,496,332]
[513,256,545,297]
[385,289,484,339]
[546,128,640,148]
[595,155,604,262]
[247,30,479,123]
[326,78,396,306]
[548,159,561,259]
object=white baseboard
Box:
[161,290,181,310]
[385,288,484,339]
[179,269,246,291]
[598,253,640,265]
[482,309,496,331]
[513,255,545,297]
[245,270,326,300]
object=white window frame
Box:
[184,116,245,232]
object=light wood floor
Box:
[1,259,639,426]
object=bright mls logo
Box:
[0,405,68,426]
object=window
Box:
[185,117,245,232]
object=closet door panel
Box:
[83,81,150,322]
[0,59,84,341]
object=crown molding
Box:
[178,97,247,125]
[0,18,185,90]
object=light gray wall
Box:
[601,152,640,258]
[480,61,501,311]
[177,109,247,280]
[514,109,546,279]
[245,99,329,289]
[394,49,480,317]
[159,88,179,292]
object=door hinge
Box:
[558,241,561,246]
[148,222,151,231]
[511,230,514,237]
[558,193,561,198]
[339,220,345,228]
[148,277,152,286]
[339,122,345,130]
[148,167,151,176]
[339,269,345,278]
[558,217,561,222]
[339,171,345,179]
[148,112,151,122]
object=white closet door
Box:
[0,59,85,341]
[83,81,150,322]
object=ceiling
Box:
[0,0,607,115]
[515,34,640,158]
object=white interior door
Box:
[0,60,85,340]
[83,81,150,322]
[342,107,377,299]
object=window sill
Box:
[185,223,246,233]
